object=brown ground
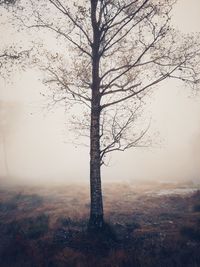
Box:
[0,180,200,267]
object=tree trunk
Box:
[88,89,104,230]
[88,0,104,230]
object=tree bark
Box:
[89,96,104,229]
[88,47,104,229]
[88,0,104,230]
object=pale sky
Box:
[0,0,200,185]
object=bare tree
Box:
[0,1,33,183]
[0,50,28,75]
[14,0,200,230]
[0,0,30,76]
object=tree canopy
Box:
[14,0,200,163]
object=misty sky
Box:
[0,0,200,185]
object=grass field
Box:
[0,180,200,267]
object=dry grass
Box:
[0,181,200,267]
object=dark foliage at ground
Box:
[0,183,200,267]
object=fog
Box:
[0,0,200,185]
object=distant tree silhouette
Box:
[0,101,21,179]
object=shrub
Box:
[180,226,200,242]
[20,214,49,239]
[193,204,200,212]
